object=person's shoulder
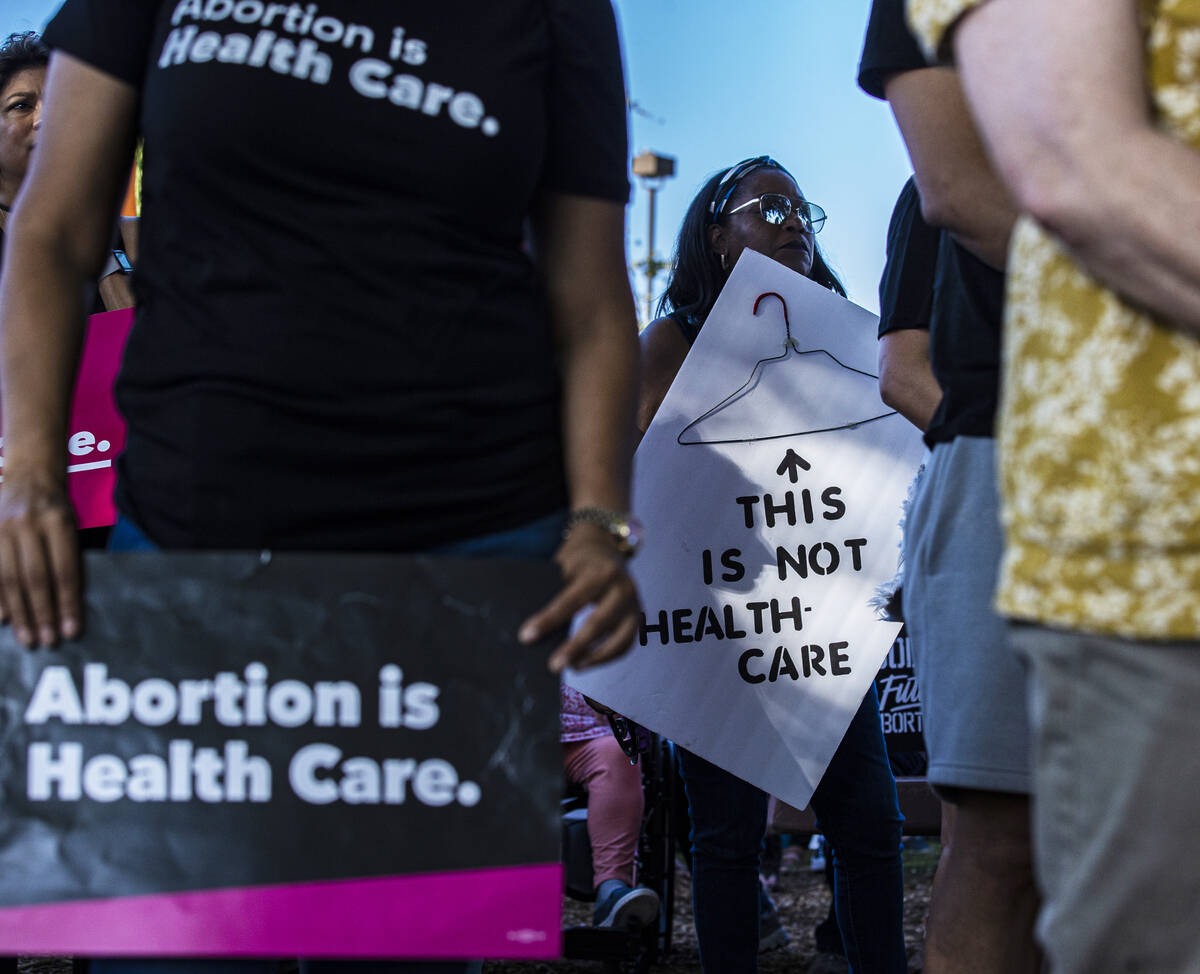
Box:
[43,0,162,88]
[858,0,930,99]
[641,316,691,359]
[642,315,680,336]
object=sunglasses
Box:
[726,193,827,233]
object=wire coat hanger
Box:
[676,291,896,447]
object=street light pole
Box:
[631,151,676,327]
[645,182,658,324]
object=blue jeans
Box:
[94,513,563,974]
[108,511,566,559]
[678,685,905,974]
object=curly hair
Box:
[0,31,49,96]
[656,160,845,332]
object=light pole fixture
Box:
[632,150,676,326]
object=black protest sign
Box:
[0,552,563,959]
[874,626,924,753]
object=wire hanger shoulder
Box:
[676,291,896,447]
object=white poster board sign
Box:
[568,250,925,809]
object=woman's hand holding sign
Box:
[520,519,641,675]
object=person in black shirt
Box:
[0,1,640,675]
[0,9,642,973]
[859,1,1040,972]
[875,177,939,430]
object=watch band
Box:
[565,507,642,557]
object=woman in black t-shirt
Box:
[0,1,640,674]
[639,157,907,974]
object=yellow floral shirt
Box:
[908,0,1200,639]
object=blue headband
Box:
[708,156,791,221]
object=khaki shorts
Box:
[1012,624,1200,974]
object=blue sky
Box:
[611,0,913,316]
[7,0,912,314]
[6,1,57,41]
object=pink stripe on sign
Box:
[0,863,563,959]
[66,308,133,529]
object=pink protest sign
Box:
[0,308,132,529]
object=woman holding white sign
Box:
[640,156,906,974]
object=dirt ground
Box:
[16,843,936,974]
[485,840,937,974]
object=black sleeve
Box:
[42,0,161,88]
[857,0,930,99]
[877,177,939,339]
[540,0,630,202]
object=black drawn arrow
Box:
[776,448,812,483]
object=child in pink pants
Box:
[562,685,660,929]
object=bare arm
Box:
[97,269,135,311]
[98,214,140,310]
[878,328,939,431]
[0,52,138,646]
[884,65,1016,269]
[636,315,690,437]
[519,191,641,672]
[953,0,1200,333]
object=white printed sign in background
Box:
[569,251,925,810]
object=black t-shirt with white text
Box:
[45,0,629,550]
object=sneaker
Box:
[809,834,827,871]
[593,883,660,930]
[758,891,791,952]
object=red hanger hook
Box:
[752,291,793,342]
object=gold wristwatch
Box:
[565,507,644,558]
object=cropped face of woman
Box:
[0,66,45,204]
[709,169,817,279]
